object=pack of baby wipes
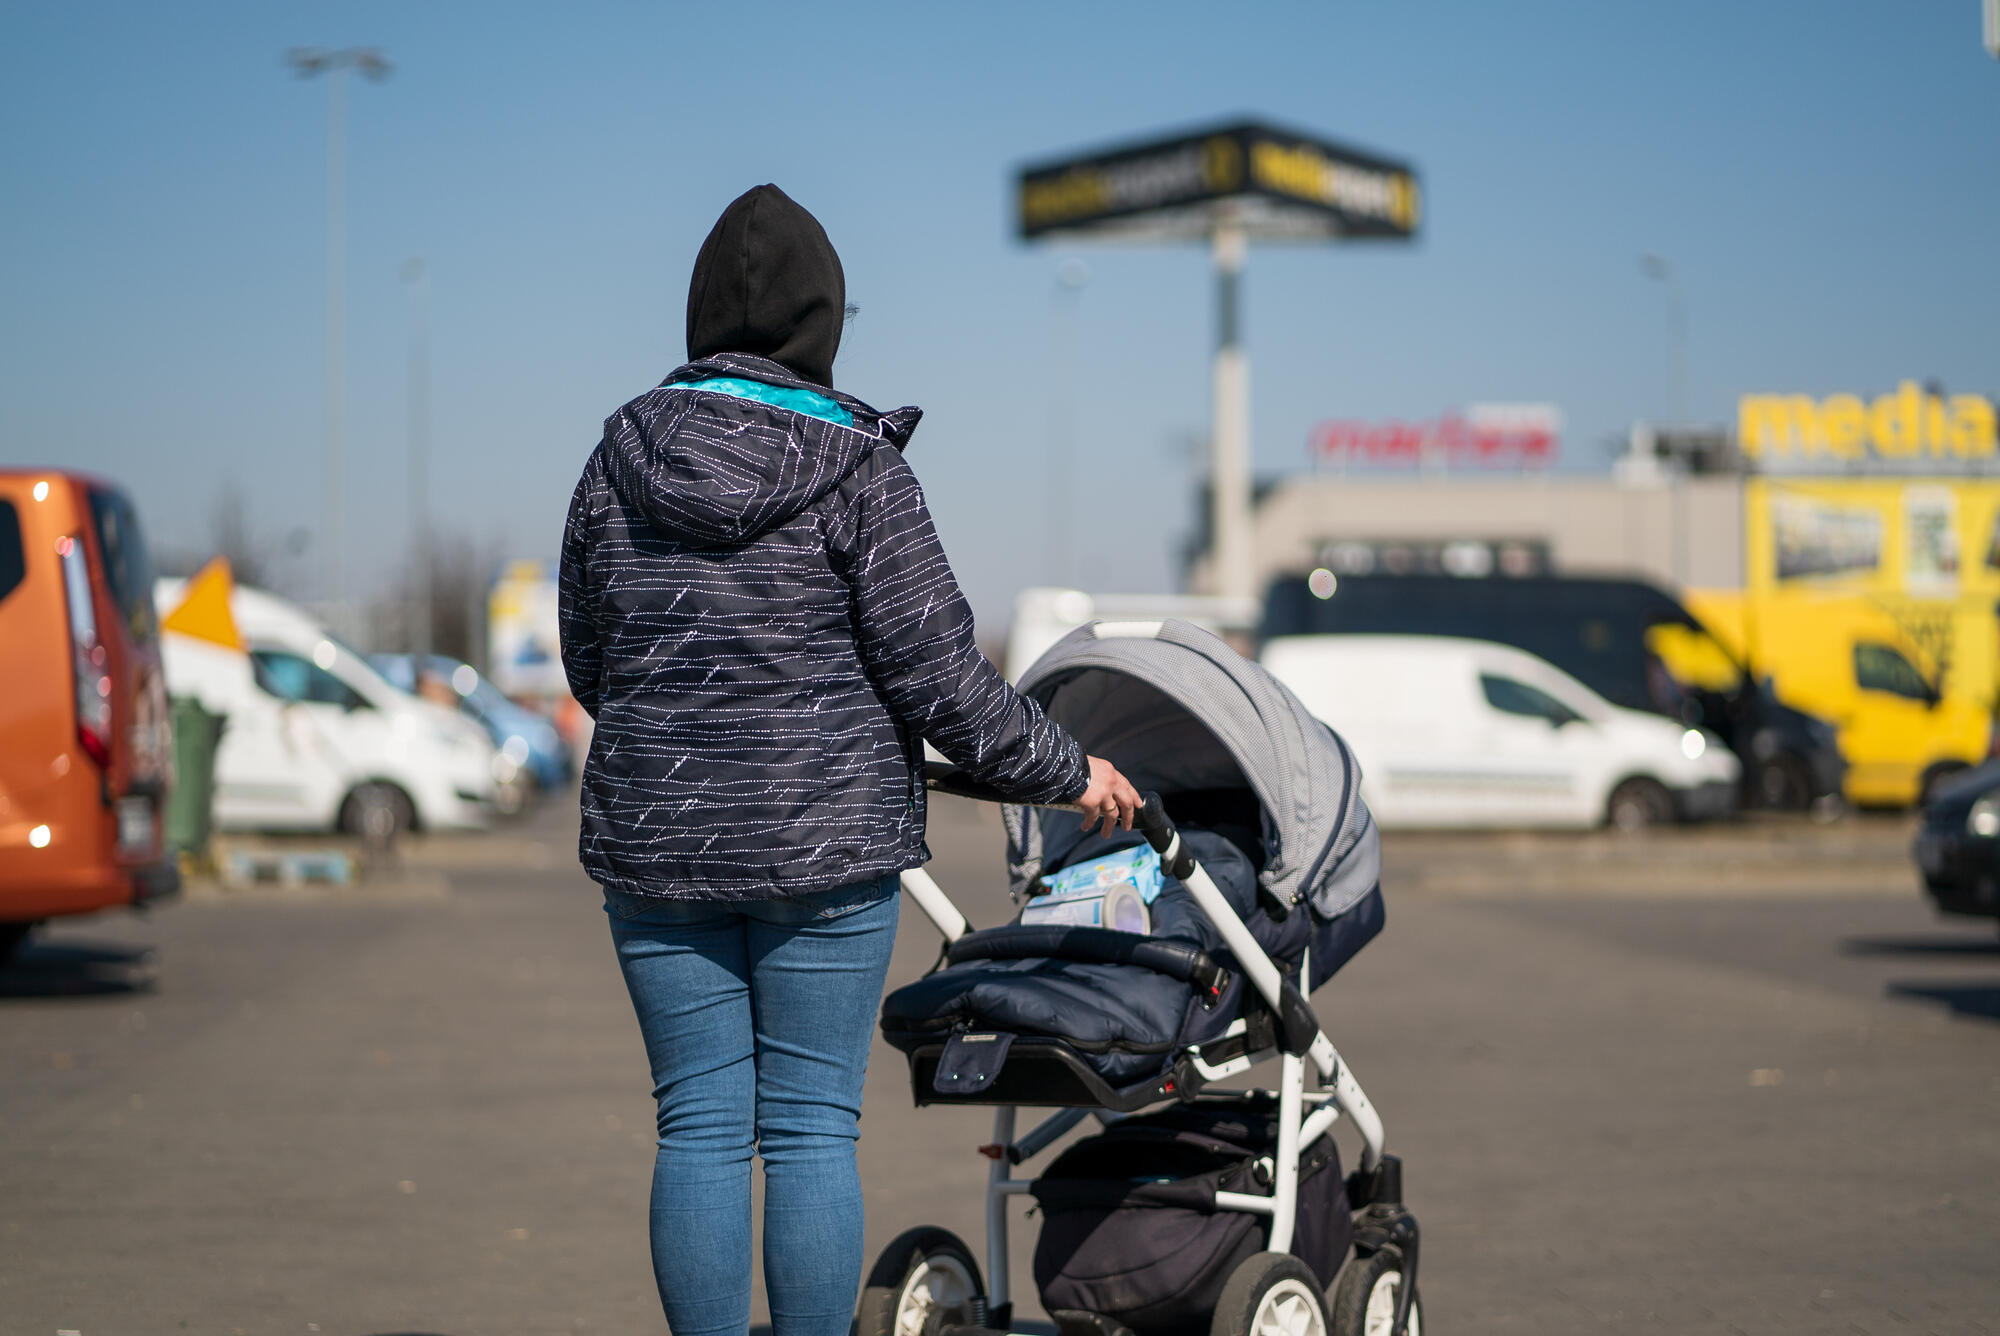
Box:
[1018,844,1165,935]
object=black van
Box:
[1261,572,1846,810]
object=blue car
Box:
[370,654,571,794]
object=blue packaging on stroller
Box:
[1018,845,1163,933]
[866,620,1420,1336]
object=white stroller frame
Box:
[884,777,1412,1336]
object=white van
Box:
[1261,635,1740,830]
[156,581,498,838]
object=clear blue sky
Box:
[3,1,1995,625]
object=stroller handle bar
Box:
[919,759,1176,849]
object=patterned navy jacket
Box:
[560,353,1090,900]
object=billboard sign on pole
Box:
[1018,120,1421,243]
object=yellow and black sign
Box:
[1018,121,1421,242]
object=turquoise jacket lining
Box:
[667,376,854,428]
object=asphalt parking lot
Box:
[2,797,1996,1336]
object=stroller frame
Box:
[883,772,1418,1336]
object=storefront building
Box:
[1740,383,2000,694]
[1192,382,2000,686]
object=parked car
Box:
[1261,572,1844,812]
[1261,634,1741,829]
[369,653,569,809]
[0,470,177,962]
[1912,763,2000,926]
[156,581,499,839]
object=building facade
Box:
[1187,472,1745,599]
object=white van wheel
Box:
[340,782,415,844]
[1607,777,1673,831]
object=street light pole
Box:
[1640,252,1688,426]
[1047,259,1088,588]
[1640,253,1693,586]
[288,46,390,631]
[403,257,431,659]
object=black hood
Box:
[686,185,845,390]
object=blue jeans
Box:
[605,876,901,1336]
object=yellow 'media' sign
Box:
[1741,382,1998,464]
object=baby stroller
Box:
[864,620,1421,1336]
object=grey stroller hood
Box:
[1003,618,1381,921]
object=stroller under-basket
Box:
[863,620,1422,1336]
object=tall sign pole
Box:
[1017,120,1419,604]
[323,64,346,624]
[287,47,391,629]
[1211,221,1253,602]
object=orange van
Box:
[0,469,177,963]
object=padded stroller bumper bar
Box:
[946,925,1232,1001]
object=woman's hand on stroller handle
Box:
[917,759,1174,851]
[1078,755,1141,838]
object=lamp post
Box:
[1639,252,1688,426]
[1047,258,1088,588]
[402,257,431,658]
[1640,253,1692,585]
[287,45,391,631]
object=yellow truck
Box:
[1684,590,1994,807]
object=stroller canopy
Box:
[1005,619,1380,921]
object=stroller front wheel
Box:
[1329,1249,1422,1336]
[857,1226,985,1336]
[1211,1252,1329,1336]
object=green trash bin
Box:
[166,696,225,860]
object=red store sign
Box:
[1310,404,1561,469]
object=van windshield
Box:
[250,649,369,710]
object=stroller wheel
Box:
[1329,1249,1422,1336]
[857,1226,985,1336]
[1211,1252,1329,1336]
